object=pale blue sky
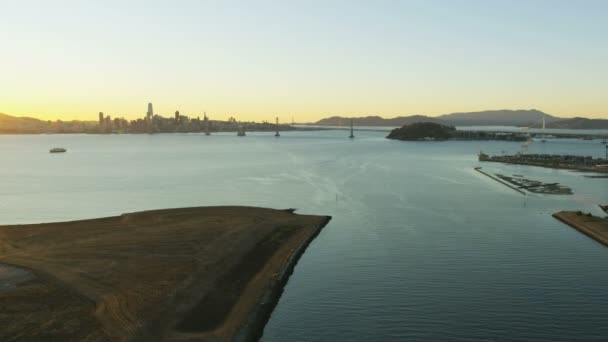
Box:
[1,0,606,120]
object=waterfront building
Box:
[98,112,105,132]
[105,116,112,133]
[204,113,210,135]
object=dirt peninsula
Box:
[0,206,331,341]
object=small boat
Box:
[49,147,67,153]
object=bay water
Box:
[1,130,607,341]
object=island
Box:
[387,122,455,141]
[0,206,331,341]
[386,122,527,141]
[553,211,608,247]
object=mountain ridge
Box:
[312,109,562,127]
[1,110,607,132]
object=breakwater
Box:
[479,153,608,173]
[474,167,526,194]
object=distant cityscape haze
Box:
[1,1,607,121]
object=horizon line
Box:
[3,108,606,123]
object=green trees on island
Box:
[386,122,456,141]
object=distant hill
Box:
[0,113,95,133]
[437,109,558,126]
[313,115,440,127]
[0,113,50,133]
[531,117,608,130]
[312,110,560,127]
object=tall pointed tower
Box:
[147,103,153,119]
[146,103,154,134]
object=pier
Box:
[479,152,608,173]
[474,167,526,195]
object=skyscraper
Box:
[147,103,153,119]
[175,110,180,124]
[98,112,104,133]
[105,115,112,133]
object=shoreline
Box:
[235,215,331,342]
[553,211,608,247]
[0,206,332,341]
[479,154,608,174]
[482,159,608,173]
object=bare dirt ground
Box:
[0,206,330,341]
[553,211,608,247]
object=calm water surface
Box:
[1,130,607,341]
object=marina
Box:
[495,174,573,195]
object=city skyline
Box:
[1,1,607,121]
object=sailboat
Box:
[540,115,547,143]
[538,115,555,142]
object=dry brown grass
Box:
[0,206,330,341]
[553,211,608,247]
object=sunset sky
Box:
[1,0,606,122]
